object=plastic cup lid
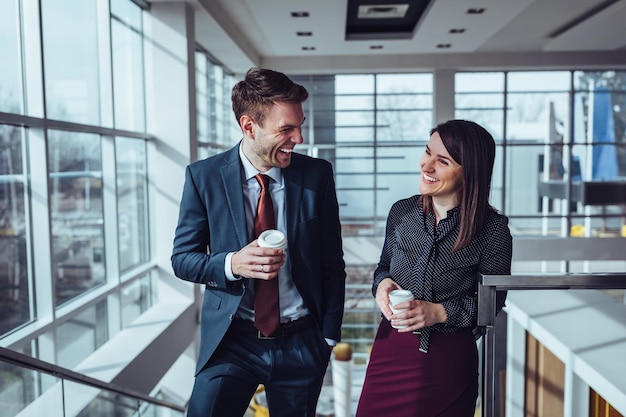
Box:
[258,229,287,249]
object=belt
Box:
[231,315,316,339]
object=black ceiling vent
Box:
[345,0,433,40]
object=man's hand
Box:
[231,240,285,280]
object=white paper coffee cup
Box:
[257,229,287,250]
[388,289,413,329]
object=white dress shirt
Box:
[224,144,309,323]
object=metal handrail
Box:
[0,346,186,413]
[477,272,626,417]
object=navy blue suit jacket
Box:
[171,144,346,375]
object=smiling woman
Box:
[356,119,512,417]
[418,132,464,208]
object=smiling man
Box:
[171,67,346,417]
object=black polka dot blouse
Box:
[373,195,513,353]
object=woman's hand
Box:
[391,300,448,333]
[375,278,401,320]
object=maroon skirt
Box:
[355,319,478,417]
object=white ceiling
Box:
[177,0,626,75]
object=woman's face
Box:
[418,132,463,203]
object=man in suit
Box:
[171,67,346,417]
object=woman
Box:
[355,120,512,417]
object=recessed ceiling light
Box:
[302,46,316,51]
[370,45,384,49]
[291,11,310,18]
[437,43,452,48]
[358,5,409,19]
[449,28,465,34]
[297,31,313,37]
[467,8,485,14]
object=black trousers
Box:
[186,318,332,417]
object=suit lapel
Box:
[283,164,302,245]
[220,146,249,248]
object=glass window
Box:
[456,92,503,111]
[335,126,373,143]
[48,130,105,306]
[335,75,374,94]
[210,64,227,146]
[110,0,141,25]
[376,93,432,110]
[120,272,156,328]
[505,144,553,217]
[376,73,432,94]
[72,386,139,417]
[111,1,146,132]
[376,74,433,140]
[335,147,374,175]
[336,95,374,110]
[376,110,431,142]
[55,301,108,368]
[375,146,421,217]
[573,71,626,180]
[0,362,61,417]
[196,52,208,144]
[455,107,505,145]
[508,71,571,92]
[116,137,149,272]
[456,72,504,93]
[0,125,30,335]
[296,75,334,146]
[0,0,23,114]
[336,173,375,219]
[455,72,506,144]
[196,53,239,154]
[507,92,569,144]
[41,0,101,125]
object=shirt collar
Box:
[238,142,283,185]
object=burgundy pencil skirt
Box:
[355,319,478,417]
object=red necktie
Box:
[254,174,280,336]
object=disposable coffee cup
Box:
[388,289,413,329]
[257,229,287,251]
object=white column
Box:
[332,343,354,417]
[433,69,455,124]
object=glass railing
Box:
[0,346,185,417]
[477,272,626,417]
[341,283,379,364]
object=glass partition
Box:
[0,125,30,336]
[111,0,146,132]
[48,130,105,306]
[41,0,101,125]
[0,0,23,114]
[116,137,149,273]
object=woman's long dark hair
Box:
[421,119,496,251]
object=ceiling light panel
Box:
[346,0,433,41]
[358,4,409,19]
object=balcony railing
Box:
[0,346,185,417]
[477,272,626,417]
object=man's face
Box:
[244,101,305,172]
